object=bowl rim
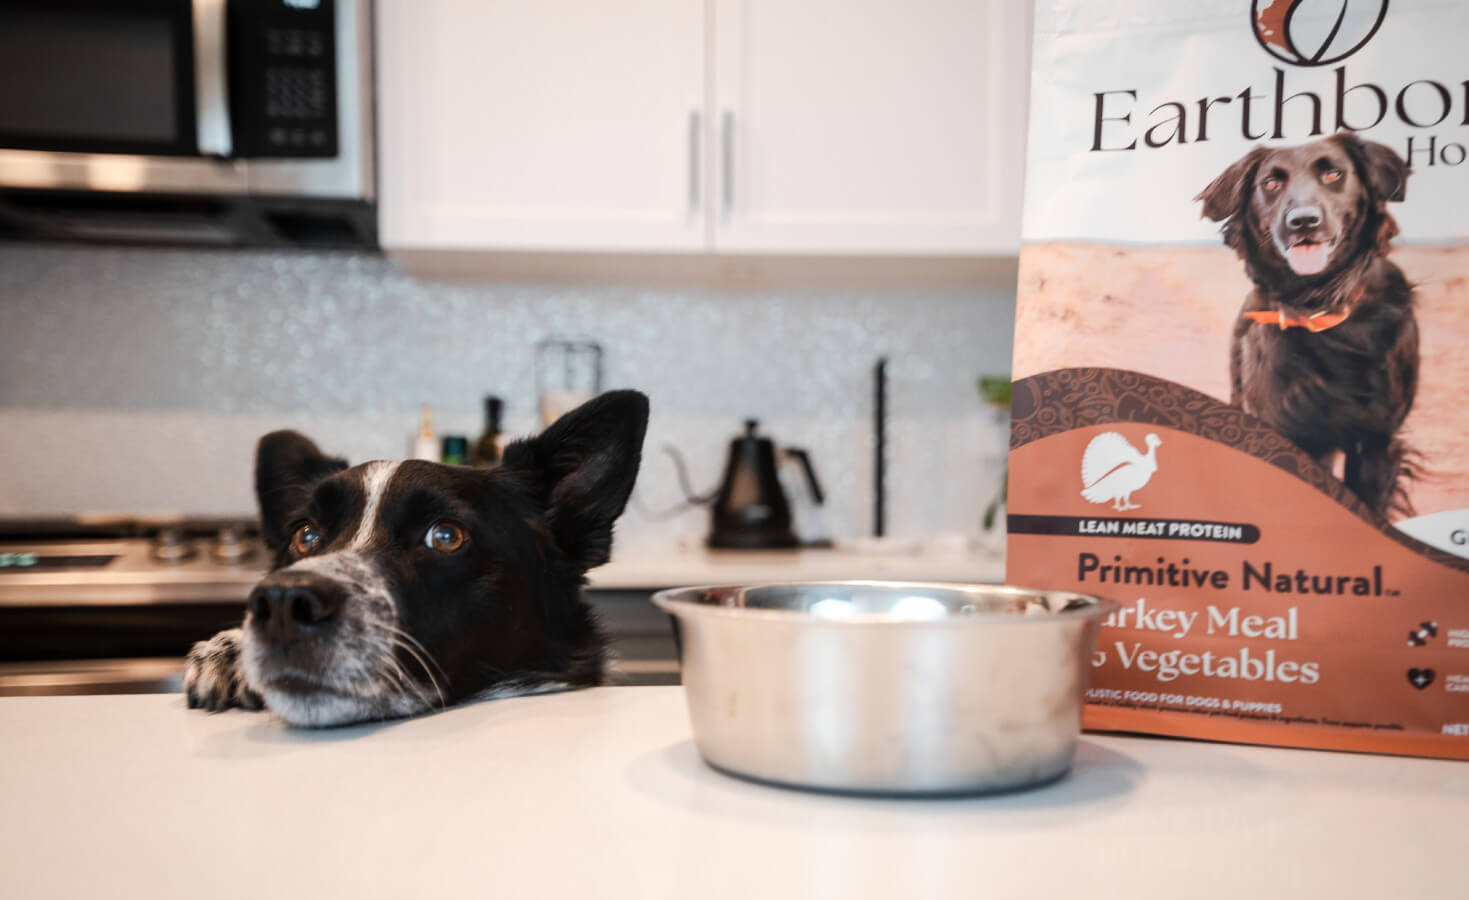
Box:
[650,580,1121,626]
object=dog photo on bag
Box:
[1197,133,1418,518]
[183,390,648,727]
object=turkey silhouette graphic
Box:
[1081,432,1163,511]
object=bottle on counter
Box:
[473,395,504,468]
[412,405,439,461]
[440,435,469,466]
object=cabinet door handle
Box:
[721,110,734,222]
[688,110,701,215]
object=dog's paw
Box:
[183,628,264,713]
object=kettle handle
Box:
[783,447,825,506]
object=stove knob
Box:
[212,525,255,565]
[151,527,197,564]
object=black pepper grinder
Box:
[473,395,504,468]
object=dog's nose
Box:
[247,576,344,641]
[1286,205,1322,230]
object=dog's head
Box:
[240,390,648,727]
[1197,133,1408,289]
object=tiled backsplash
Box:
[0,244,1014,549]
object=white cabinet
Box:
[377,0,708,251]
[377,0,1030,257]
[711,0,1029,255]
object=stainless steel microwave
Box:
[0,0,374,247]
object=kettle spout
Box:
[662,444,718,505]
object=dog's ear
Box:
[1196,146,1268,222]
[501,390,649,571]
[255,431,348,549]
[1334,132,1409,202]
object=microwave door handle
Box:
[192,0,233,157]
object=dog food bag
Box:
[1008,0,1469,759]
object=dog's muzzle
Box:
[239,553,437,726]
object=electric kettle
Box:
[707,420,824,550]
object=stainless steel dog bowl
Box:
[652,582,1117,795]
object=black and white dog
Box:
[184,390,648,727]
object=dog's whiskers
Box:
[393,642,447,708]
[367,619,447,709]
[380,652,436,713]
[383,623,450,685]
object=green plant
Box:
[978,375,1011,533]
[983,477,1007,532]
[977,375,1011,408]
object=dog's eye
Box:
[1322,168,1343,184]
[1262,176,1283,192]
[425,521,467,554]
[291,523,323,556]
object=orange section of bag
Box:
[1007,423,1469,759]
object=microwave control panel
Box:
[228,0,339,158]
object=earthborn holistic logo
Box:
[1088,0,1462,166]
[1251,0,1389,68]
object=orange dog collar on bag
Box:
[1244,287,1364,332]
[1242,309,1351,332]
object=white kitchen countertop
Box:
[0,687,1461,899]
[587,545,1005,590]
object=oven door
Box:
[0,0,221,158]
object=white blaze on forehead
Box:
[349,460,403,550]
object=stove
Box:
[0,518,267,602]
[0,517,678,696]
[0,517,268,696]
